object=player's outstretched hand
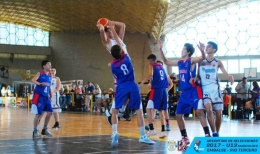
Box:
[107,20,115,29]
[139,82,144,87]
[228,75,234,85]
[189,77,197,84]
[157,40,163,49]
[197,41,205,53]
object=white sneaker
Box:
[32,130,42,138]
[139,135,155,144]
[41,129,53,137]
[159,131,167,138]
[111,131,120,148]
[147,130,157,137]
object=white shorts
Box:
[51,93,61,113]
[202,84,223,110]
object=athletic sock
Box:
[43,124,47,129]
[203,126,210,136]
[34,127,37,131]
[112,124,117,132]
[149,124,154,130]
[165,119,169,125]
[139,126,145,136]
[120,105,126,112]
[161,125,165,132]
[180,129,187,138]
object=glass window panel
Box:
[219,60,227,74]
[172,67,179,75]
[251,59,260,73]
[0,22,49,47]
[228,60,239,73]
[165,1,260,58]
[239,59,251,73]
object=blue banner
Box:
[186,137,260,154]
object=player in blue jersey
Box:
[139,54,173,138]
[159,40,211,148]
[97,20,131,123]
[31,60,53,138]
[108,22,155,147]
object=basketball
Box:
[97,18,109,27]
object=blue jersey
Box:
[111,54,135,84]
[34,71,52,97]
[151,63,169,89]
[178,58,196,90]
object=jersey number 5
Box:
[121,64,129,75]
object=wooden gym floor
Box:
[0,107,260,154]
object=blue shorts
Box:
[148,88,168,110]
[115,81,141,110]
[32,93,53,115]
[176,88,200,114]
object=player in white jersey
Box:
[97,20,130,124]
[197,41,234,136]
[50,68,62,128]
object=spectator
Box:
[6,85,12,96]
[223,90,230,117]
[63,85,72,110]
[59,84,66,109]
[71,84,76,93]
[250,81,260,119]
[1,86,6,97]
[235,77,250,118]
[93,84,102,113]
[225,84,232,95]
[84,82,95,111]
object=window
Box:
[227,60,239,73]
[239,59,251,73]
[172,67,179,75]
[251,59,260,73]
[164,1,260,58]
[0,22,49,47]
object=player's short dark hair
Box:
[111,45,122,59]
[208,41,218,53]
[184,43,195,57]
[147,54,156,61]
[156,60,163,65]
[41,60,51,69]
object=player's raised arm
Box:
[191,41,205,64]
[111,21,126,41]
[219,60,234,85]
[97,24,109,47]
[158,41,178,66]
[108,21,128,55]
[167,75,173,91]
[139,65,153,87]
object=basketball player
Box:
[197,41,234,136]
[157,60,173,131]
[50,68,62,128]
[140,55,173,138]
[159,40,211,146]
[108,22,155,147]
[31,60,53,138]
[97,20,130,124]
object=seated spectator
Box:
[223,90,230,117]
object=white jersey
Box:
[199,58,220,86]
[51,77,59,96]
[106,38,127,53]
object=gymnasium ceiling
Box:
[0,0,243,40]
